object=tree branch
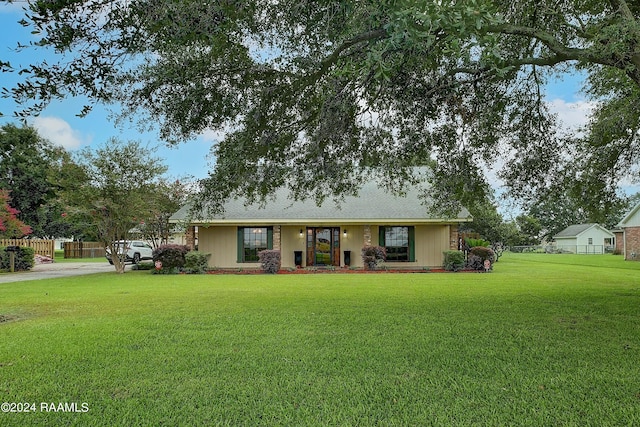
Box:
[491,23,584,61]
[308,28,387,81]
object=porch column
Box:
[273,225,281,250]
[185,226,196,250]
[363,225,372,246]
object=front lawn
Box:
[1,253,639,425]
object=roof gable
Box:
[554,223,614,239]
[619,202,640,227]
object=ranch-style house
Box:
[170,178,472,270]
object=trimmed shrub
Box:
[0,246,35,271]
[183,251,211,274]
[258,250,281,274]
[469,246,495,262]
[466,246,496,271]
[361,246,386,270]
[152,244,189,270]
[443,250,465,272]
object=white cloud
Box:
[31,116,89,150]
[547,98,597,133]
[198,128,227,143]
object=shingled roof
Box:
[170,176,472,225]
[554,223,613,238]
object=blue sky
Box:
[0,2,597,186]
[0,2,214,180]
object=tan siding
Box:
[200,226,262,268]
[197,226,216,265]
[200,223,453,269]
[371,225,380,246]
[280,226,306,268]
[416,225,449,267]
[382,225,449,269]
[341,226,364,268]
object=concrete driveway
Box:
[0,262,129,283]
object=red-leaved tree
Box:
[0,190,32,238]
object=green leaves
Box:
[70,139,170,254]
[4,0,640,218]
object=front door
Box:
[306,228,340,266]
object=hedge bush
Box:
[183,251,211,274]
[152,244,189,270]
[443,250,465,272]
[0,246,35,271]
[258,250,281,274]
[361,246,386,270]
[469,246,495,261]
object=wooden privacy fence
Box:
[0,239,55,258]
[63,242,105,259]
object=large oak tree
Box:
[2,0,640,215]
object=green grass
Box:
[1,253,639,426]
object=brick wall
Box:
[449,225,460,250]
[185,226,196,251]
[273,225,281,250]
[614,231,624,254]
[625,227,640,261]
[363,225,372,246]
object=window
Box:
[237,227,273,262]
[588,238,593,245]
[132,241,152,250]
[379,226,415,262]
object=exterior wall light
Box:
[299,229,304,237]
[343,229,347,237]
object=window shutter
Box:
[409,226,415,262]
[237,228,243,263]
[267,227,274,249]
[378,226,385,247]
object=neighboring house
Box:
[617,202,640,260]
[55,237,73,250]
[166,225,198,247]
[170,178,472,270]
[553,223,615,254]
[128,224,198,248]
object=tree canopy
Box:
[133,178,193,248]
[68,139,168,272]
[0,123,82,237]
[2,0,640,215]
[0,189,31,238]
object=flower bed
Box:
[205,267,451,275]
